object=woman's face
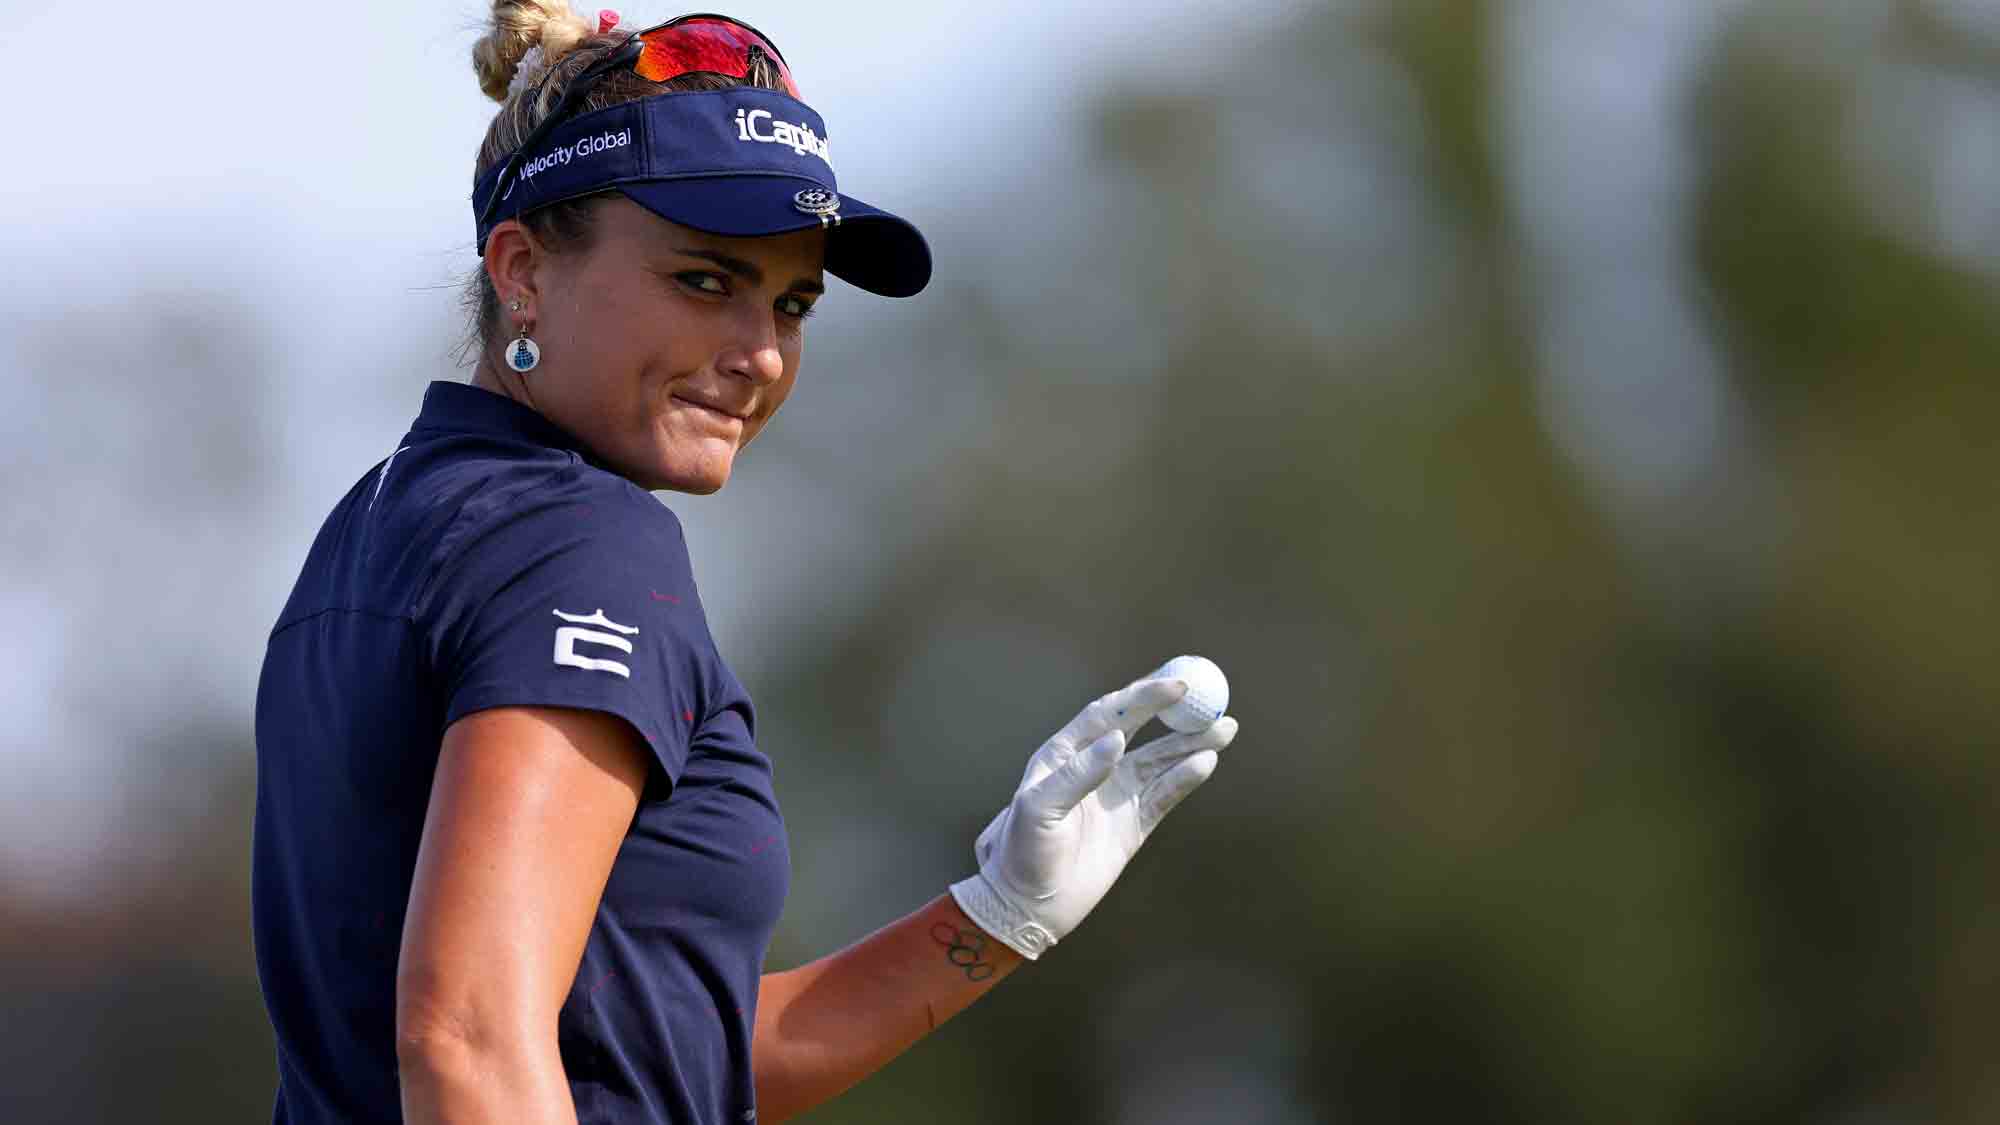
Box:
[488,196,826,493]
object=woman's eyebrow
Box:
[673,247,824,295]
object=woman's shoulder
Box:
[415,443,680,548]
[380,441,689,621]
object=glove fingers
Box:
[1118,717,1238,788]
[1056,677,1188,752]
[1137,749,1220,835]
[1022,674,1193,794]
[1025,729,1126,817]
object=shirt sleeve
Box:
[415,478,708,787]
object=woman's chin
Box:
[650,444,735,494]
[670,473,727,495]
[639,411,742,493]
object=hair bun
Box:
[471,0,594,103]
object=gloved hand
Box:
[949,672,1239,960]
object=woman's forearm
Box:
[751,893,1026,1122]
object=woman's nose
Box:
[717,311,785,386]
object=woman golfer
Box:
[251,4,1238,1122]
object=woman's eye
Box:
[677,271,727,294]
[777,295,817,319]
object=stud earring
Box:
[505,299,540,373]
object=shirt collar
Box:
[412,380,594,459]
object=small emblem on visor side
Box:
[793,188,840,216]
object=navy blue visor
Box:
[472,87,931,298]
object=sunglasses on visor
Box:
[475,12,799,237]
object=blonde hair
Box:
[469,1,616,181]
[461,2,794,363]
[471,0,594,102]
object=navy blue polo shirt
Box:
[253,380,789,1124]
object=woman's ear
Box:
[483,219,545,321]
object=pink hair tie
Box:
[597,9,620,34]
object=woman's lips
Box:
[671,394,745,424]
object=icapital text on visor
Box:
[733,108,831,162]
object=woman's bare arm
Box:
[396,705,650,1124]
[750,894,1027,1122]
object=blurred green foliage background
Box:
[3,1,1995,1121]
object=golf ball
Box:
[1154,655,1229,733]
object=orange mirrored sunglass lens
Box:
[632,18,800,98]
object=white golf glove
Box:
[948,673,1239,960]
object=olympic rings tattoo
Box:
[930,921,996,981]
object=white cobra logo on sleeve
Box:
[552,608,640,678]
